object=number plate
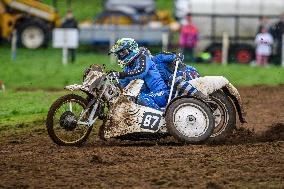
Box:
[141,112,161,131]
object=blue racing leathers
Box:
[153,52,200,83]
[170,72,198,98]
[153,52,200,98]
[118,53,169,110]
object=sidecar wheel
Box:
[208,90,236,141]
[46,94,93,146]
[166,98,214,143]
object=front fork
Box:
[77,98,102,127]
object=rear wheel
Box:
[166,98,214,143]
[211,48,222,63]
[46,94,93,146]
[232,47,254,64]
[206,45,222,63]
[207,90,236,141]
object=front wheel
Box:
[46,94,93,146]
[166,98,214,144]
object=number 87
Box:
[144,115,159,128]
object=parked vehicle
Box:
[97,0,174,25]
[0,0,61,49]
[79,0,174,46]
[46,60,246,146]
[175,0,284,64]
[79,25,170,46]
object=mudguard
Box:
[65,70,106,95]
[65,84,85,91]
[223,83,247,123]
[189,76,229,96]
[168,76,246,123]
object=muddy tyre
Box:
[166,98,214,143]
[208,90,236,141]
[46,94,93,146]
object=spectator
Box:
[256,16,270,34]
[255,27,273,67]
[179,13,198,62]
[61,10,78,63]
[271,13,284,65]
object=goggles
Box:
[115,49,129,60]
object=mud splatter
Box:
[210,123,284,145]
[257,123,284,142]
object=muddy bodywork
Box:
[64,70,167,139]
[171,76,246,123]
[65,65,106,95]
[189,76,229,96]
[98,79,165,139]
[102,95,166,139]
[65,70,105,95]
[64,67,246,139]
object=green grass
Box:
[0,90,67,135]
[0,91,67,119]
[1,47,284,90]
[193,63,284,86]
[0,47,116,89]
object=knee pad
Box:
[137,93,161,110]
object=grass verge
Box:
[1,47,284,89]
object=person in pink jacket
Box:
[179,13,199,62]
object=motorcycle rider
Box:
[108,38,169,110]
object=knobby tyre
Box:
[208,90,236,141]
[46,94,93,146]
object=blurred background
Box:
[2,0,284,64]
[0,0,284,127]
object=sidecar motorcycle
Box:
[46,62,246,146]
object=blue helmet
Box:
[109,38,140,67]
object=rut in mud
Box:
[208,122,284,145]
[0,85,283,189]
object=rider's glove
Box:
[108,72,120,79]
[175,52,187,69]
[176,52,184,62]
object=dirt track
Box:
[0,85,284,189]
